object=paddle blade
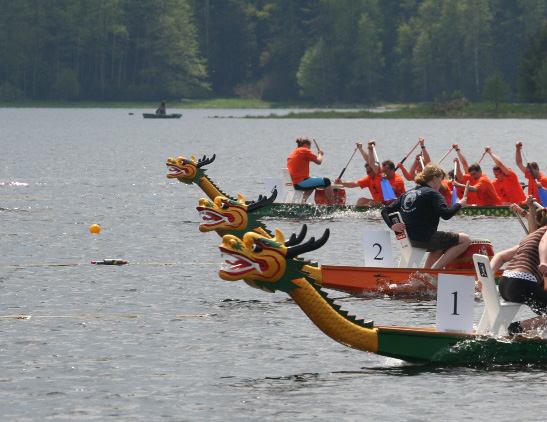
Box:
[451,187,458,206]
[538,185,547,206]
[381,179,396,201]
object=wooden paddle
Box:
[313,139,320,152]
[371,145,396,201]
[463,180,470,199]
[437,147,453,165]
[477,151,487,164]
[338,148,358,179]
[394,140,420,171]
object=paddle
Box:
[338,148,358,179]
[437,147,453,165]
[516,212,529,235]
[371,145,396,201]
[463,181,470,199]
[520,147,547,205]
[451,160,458,206]
[419,154,425,170]
[394,140,421,171]
[477,151,487,165]
[313,138,321,153]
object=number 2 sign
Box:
[362,230,393,267]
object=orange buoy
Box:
[90,224,101,234]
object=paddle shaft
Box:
[437,147,453,165]
[313,139,320,152]
[394,140,420,171]
[338,148,358,179]
[463,181,470,199]
[477,151,487,164]
[516,212,530,235]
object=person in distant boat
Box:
[489,198,547,336]
[287,137,335,205]
[335,142,384,206]
[482,146,526,205]
[452,143,502,206]
[156,99,166,115]
[515,141,547,206]
[381,164,471,269]
[366,140,406,203]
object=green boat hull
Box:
[251,202,518,219]
[376,326,547,364]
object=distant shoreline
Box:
[1,99,546,118]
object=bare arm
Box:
[538,231,547,277]
[453,143,469,172]
[490,245,519,273]
[356,142,369,163]
[485,146,510,175]
[397,162,413,181]
[313,149,324,165]
[334,179,360,188]
[366,140,380,174]
[419,137,431,164]
[515,141,527,174]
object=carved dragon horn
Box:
[284,224,307,247]
[196,154,216,168]
[247,188,278,212]
[286,228,330,259]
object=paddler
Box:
[490,200,547,336]
[365,140,406,203]
[381,163,471,269]
[452,143,502,206]
[483,146,526,205]
[335,142,384,206]
[287,137,335,205]
[515,141,547,206]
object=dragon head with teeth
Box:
[197,190,277,238]
[219,226,329,293]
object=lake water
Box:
[1,108,547,421]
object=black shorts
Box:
[410,231,459,252]
[498,276,547,315]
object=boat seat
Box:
[473,254,521,336]
[281,168,304,204]
[388,212,427,268]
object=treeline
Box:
[2,0,547,104]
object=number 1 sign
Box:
[362,230,393,267]
[436,273,475,333]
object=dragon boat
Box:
[216,226,547,365]
[166,154,519,218]
[194,189,500,296]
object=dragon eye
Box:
[251,243,263,253]
[221,202,229,209]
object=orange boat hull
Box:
[317,265,502,296]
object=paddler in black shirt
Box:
[381,164,471,269]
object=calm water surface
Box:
[1,108,547,421]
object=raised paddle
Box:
[520,147,547,206]
[437,147,453,165]
[371,145,396,201]
[313,138,321,152]
[394,140,421,171]
[477,151,487,165]
[338,148,358,179]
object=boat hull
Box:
[315,264,502,295]
[143,113,182,119]
[252,202,517,219]
[375,326,547,364]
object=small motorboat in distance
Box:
[143,113,182,119]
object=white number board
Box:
[362,230,393,267]
[436,273,475,333]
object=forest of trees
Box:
[2,0,547,104]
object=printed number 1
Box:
[451,291,459,315]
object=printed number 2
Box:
[451,291,459,315]
[373,243,383,260]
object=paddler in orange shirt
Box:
[335,142,384,206]
[483,146,526,205]
[453,143,502,206]
[287,137,336,204]
[515,141,547,206]
[365,140,406,204]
